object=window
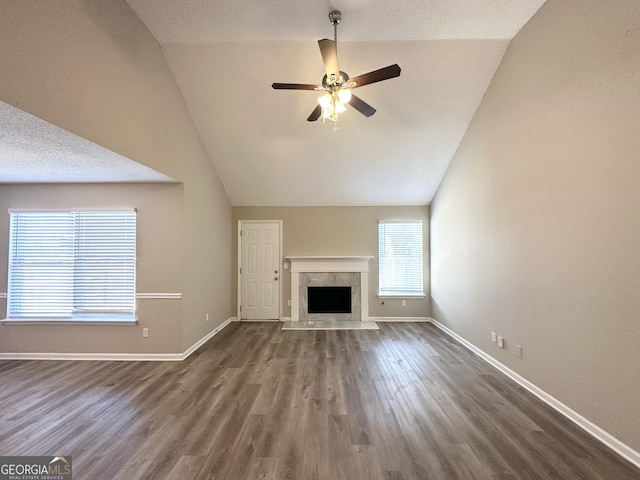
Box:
[6,210,136,322]
[378,221,423,296]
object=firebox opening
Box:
[308,286,352,314]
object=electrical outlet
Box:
[142,328,149,338]
[401,299,406,307]
[516,345,523,359]
[287,300,291,306]
[497,335,504,348]
[205,313,209,322]
[491,332,497,342]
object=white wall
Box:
[232,206,431,319]
[431,0,640,452]
[0,184,184,353]
[0,0,232,353]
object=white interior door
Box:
[240,222,281,320]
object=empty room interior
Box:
[0,1,639,479]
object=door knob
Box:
[275,270,278,274]
[274,276,279,281]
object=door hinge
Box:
[240,230,242,236]
[239,305,242,312]
[239,267,242,274]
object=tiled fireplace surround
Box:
[287,256,373,321]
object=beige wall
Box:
[0,0,232,353]
[431,0,640,452]
[0,184,184,353]
[232,206,431,319]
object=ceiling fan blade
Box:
[318,39,340,78]
[348,94,376,117]
[272,83,319,90]
[307,105,322,122]
[350,64,401,88]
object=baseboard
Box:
[370,316,432,322]
[0,317,234,362]
[0,352,185,361]
[180,317,234,360]
[430,318,640,470]
[238,319,280,322]
[280,317,291,322]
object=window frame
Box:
[3,208,137,325]
[377,220,425,298]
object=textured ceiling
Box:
[126,0,546,42]
[0,101,175,184]
[162,40,507,206]
[1,1,544,203]
[125,0,546,206]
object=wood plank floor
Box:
[0,322,638,480]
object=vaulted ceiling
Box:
[2,1,547,205]
[125,0,546,206]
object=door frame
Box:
[237,220,284,321]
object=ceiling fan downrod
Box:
[329,10,341,45]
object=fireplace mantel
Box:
[287,256,373,273]
[286,256,373,321]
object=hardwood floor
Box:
[0,322,638,480]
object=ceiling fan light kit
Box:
[272,10,401,128]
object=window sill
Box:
[2,318,137,326]
[377,294,426,298]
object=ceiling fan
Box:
[272,10,401,125]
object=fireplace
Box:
[308,286,352,314]
[286,256,373,321]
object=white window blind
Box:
[378,221,423,296]
[7,210,136,321]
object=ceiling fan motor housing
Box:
[322,71,350,90]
